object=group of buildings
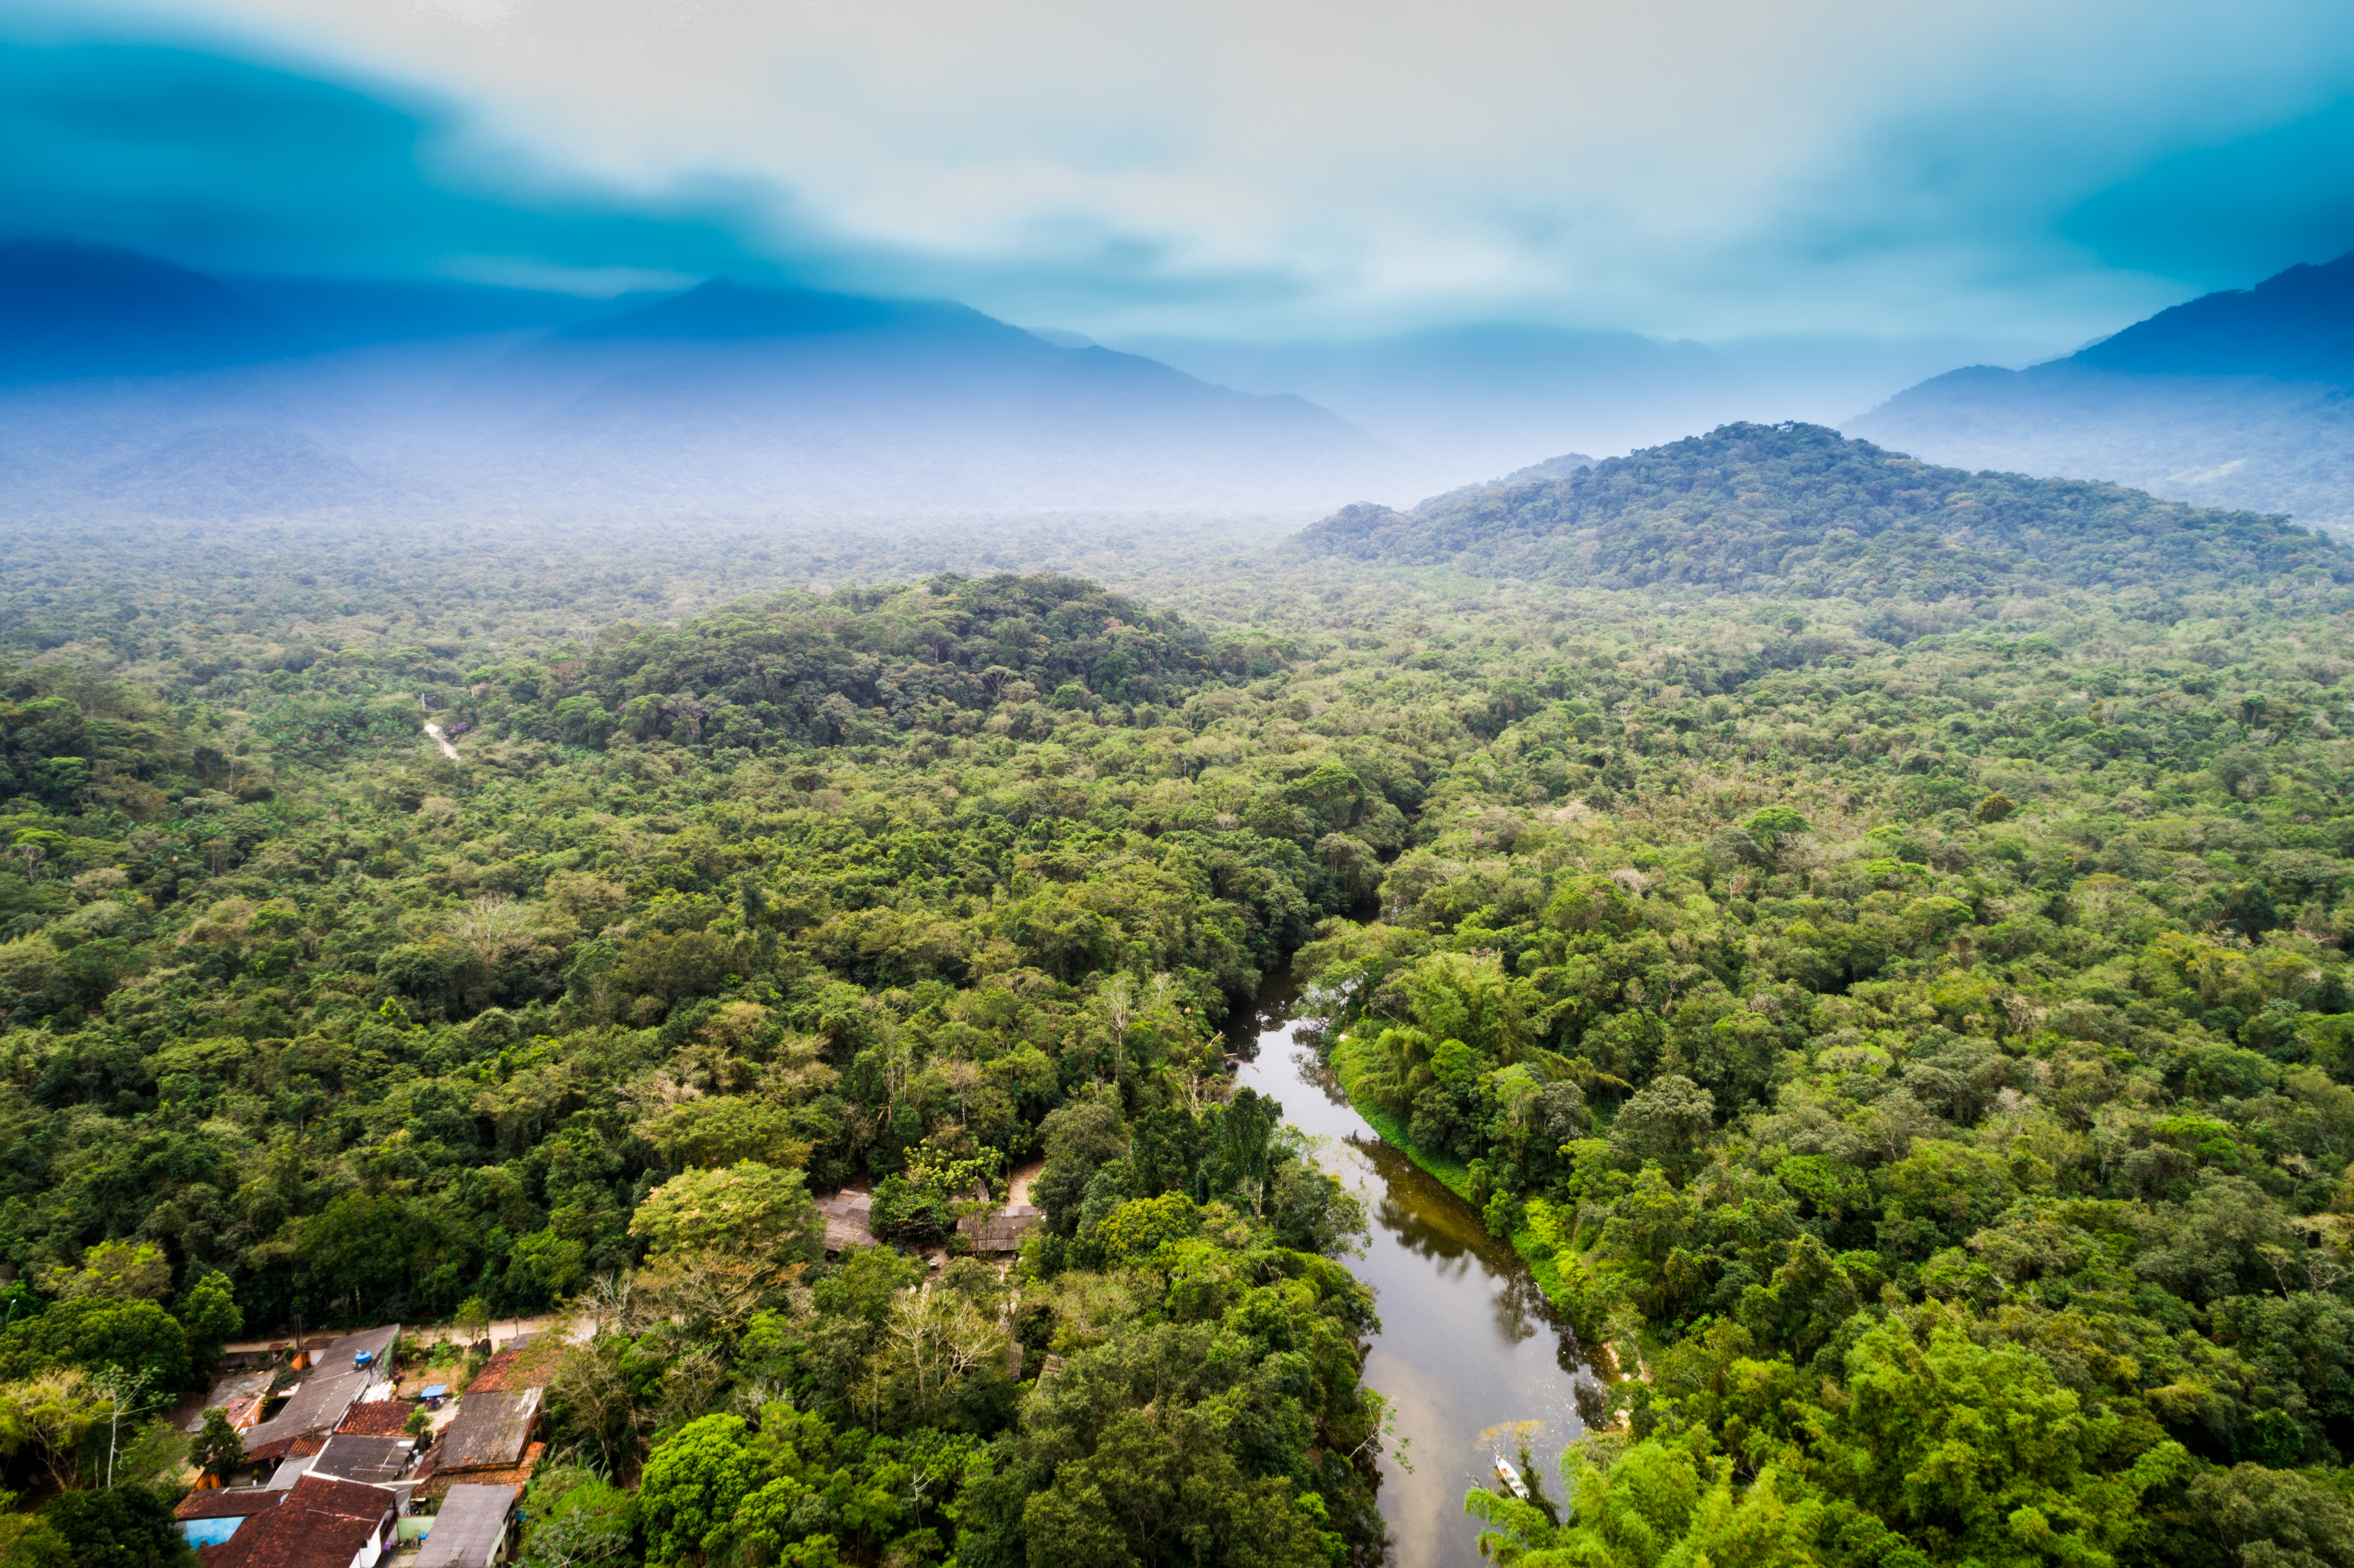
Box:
[164,1187,1043,1566]
[173,1324,557,1568]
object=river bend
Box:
[1230,979,1590,1568]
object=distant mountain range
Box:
[0,240,1414,516]
[1850,249,2354,530]
[1292,422,2348,606]
[0,239,296,380]
[1120,326,1994,481]
[1118,325,1736,479]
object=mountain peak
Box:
[2071,247,2354,380]
[0,236,293,381]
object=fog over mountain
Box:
[1121,326,2014,477]
[1851,249,2354,531]
[0,241,1426,520]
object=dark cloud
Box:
[2062,102,2354,287]
[0,37,770,285]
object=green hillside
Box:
[1295,420,2350,600]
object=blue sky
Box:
[9,0,2354,352]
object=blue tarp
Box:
[180,1517,243,1547]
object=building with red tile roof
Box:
[203,1474,397,1568]
[334,1398,420,1437]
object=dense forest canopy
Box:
[0,440,2348,1567]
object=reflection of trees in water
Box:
[1242,956,1593,1397]
[1289,1046,1357,1109]
[1225,968,1305,1060]
[1358,1139,1563,1351]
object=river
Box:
[1229,973,1590,1568]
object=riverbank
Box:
[1323,1030,1580,1314]
[1235,981,1587,1568]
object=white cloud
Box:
[68,0,2354,340]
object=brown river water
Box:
[1228,972,1593,1567]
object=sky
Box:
[9,0,2354,352]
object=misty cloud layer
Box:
[12,0,2354,348]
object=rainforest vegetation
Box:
[0,424,2349,1567]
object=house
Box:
[414,1484,521,1568]
[172,1487,282,1549]
[187,1369,277,1434]
[816,1188,875,1252]
[429,1389,543,1475]
[308,1433,418,1490]
[958,1201,1043,1254]
[334,1399,420,1438]
[240,1369,372,1463]
[265,1454,316,1490]
[240,1325,402,1464]
[463,1333,564,1394]
[205,1473,399,1568]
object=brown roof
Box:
[464,1335,564,1394]
[175,1488,285,1522]
[188,1371,277,1433]
[308,1433,416,1487]
[432,1389,542,1472]
[414,1483,519,1568]
[334,1399,419,1437]
[959,1202,1042,1252]
[816,1189,875,1252]
[213,1475,396,1568]
[240,1369,372,1458]
[411,1443,544,1504]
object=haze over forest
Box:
[5,5,2354,1568]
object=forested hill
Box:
[452,574,1252,753]
[1292,422,2350,597]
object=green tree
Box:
[1464,1437,1820,1568]
[629,1162,819,1335]
[176,1273,241,1367]
[37,1243,171,1305]
[188,1408,243,1481]
[519,1465,641,1568]
[0,1300,190,1391]
[2181,1463,2354,1568]
[635,1413,772,1567]
[37,1487,192,1567]
[1742,806,1812,867]
[1803,1310,2188,1567]
[1607,1074,1716,1182]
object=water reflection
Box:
[1232,981,1588,1568]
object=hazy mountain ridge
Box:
[0,238,296,380]
[1125,324,2021,475]
[2075,249,2354,379]
[0,247,1414,516]
[1850,249,2354,530]
[1292,421,2349,600]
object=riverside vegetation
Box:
[0,424,2346,1567]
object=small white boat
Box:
[1492,1455,1529,1500]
